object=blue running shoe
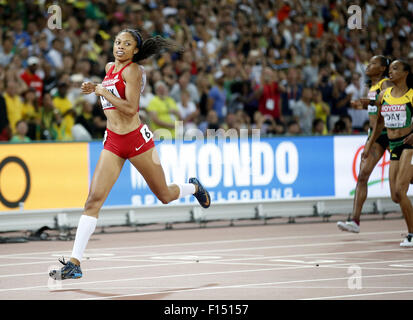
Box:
[49,257,83,280]
[189,177,211,208]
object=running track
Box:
[1,214,413,300]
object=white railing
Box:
[0,196,407,233]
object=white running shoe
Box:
[337,220,360,233]
[400,235,413,247]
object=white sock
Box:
[177,183,196,198]
[71,215,97,263]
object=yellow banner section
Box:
[0,143,89,211]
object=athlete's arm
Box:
[95,63,142,117]
[81,63,114,94]
[362,91,385,159]
[381,80,393,90]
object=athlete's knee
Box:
[391,193,400,203]
[395,185,408,203]
[357,169,370,184]
[84,192,105,215]
[156,189,174,204]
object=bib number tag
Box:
[368,104,377,114]
[382,110,407,128]
[266,99,275,111]
[140,124,153,143]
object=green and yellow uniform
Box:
[380,87,413,160]
[367,78,389,149]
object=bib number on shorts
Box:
[140,124,153,143]
[368,104,377,114]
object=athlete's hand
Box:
[94,84,108,97]
[350,100,363,109]
[81,82,96,94]
[403,133,413,146]
[361,145,370,160]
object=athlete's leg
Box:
[337,142,385,233]
[352,142,385,222]
[83,150,126,218]
[129,147,193,204]
[49,150,126,279]
[71,150,126,265]
[395,149,413,233]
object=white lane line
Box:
[303,289,413,300]
[81,272,413,300]
[0,247,410,279]
[0,229,404,258]
[36,237,407,262]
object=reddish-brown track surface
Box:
[1,214,413,300]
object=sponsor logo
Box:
[381,104,406,112]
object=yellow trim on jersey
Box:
[370,78,389,93]
[381,87,413,105]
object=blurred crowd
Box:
[0,0,412,142]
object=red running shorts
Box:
[103,123,155,159]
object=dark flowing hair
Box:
[377,55,391,78]
[397,59,413,89]
[365,55,391,86]
[117,29,183,62]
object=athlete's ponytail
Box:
[398,59,413,89]
[118,29,183,62]
[377,55,391,78]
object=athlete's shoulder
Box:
[105,62,115,73]
[406,88,413,101]
[377,87,388,104]
[122,62,143,80]
[380,79,392,90]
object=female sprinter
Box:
[337,55,391,233]
[49,29,211,280]
[364,59,413,247]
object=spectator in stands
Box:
[345,72,369,131]
[39,92,60,140]
[0,90,10,141]
[47,38,64,72]
[290,87,316,135]
[330,76,351,130]
[0,0,408,140]
[4,80,24,135]
[280,67,303,123]
[12,20,31,50]
[147,80,181,139]
[0,36,15,67]
[197,75,212,119]
[10,119,31,143]
[199,109,220,135]
[72,99,94,141]
[254,66,283,123]
[340,114,353,134]
[302,54,320,87]
[286,119,301,135]
[208,70,227,121]
[20,56,43,103]
[53,82,76,141]
[170,69,200,105]
[176,89,199,132]
[21,88,39,140]
[312,88,330,135]
[312,118,327,135]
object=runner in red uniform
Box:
[50,29,211,280]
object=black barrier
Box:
[0,156,31,208]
